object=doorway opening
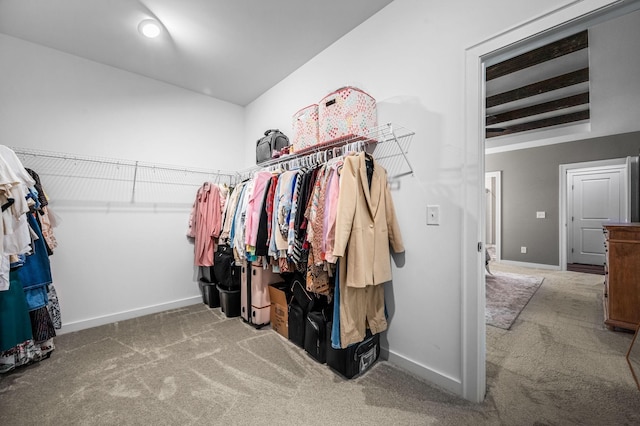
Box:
[464,0,640,404]
[485,171,501,264]
[560,158,629,272]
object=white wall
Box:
[243,0,605,397]
[0,34,245,332]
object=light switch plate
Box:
[536,211,546,219]
[427,205,440,225]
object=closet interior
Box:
[1,123,413,377]
[189,123,414,378]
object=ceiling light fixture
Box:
[138,19,162,38]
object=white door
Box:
[568,167,624,265]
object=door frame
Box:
[560,158,629,270]
[463,0,627,403]
[485,171,502,261]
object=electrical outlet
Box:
[521,246,527,254]
[427,205,440,225]
[536,211,546,219]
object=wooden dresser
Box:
[603,223,640,331]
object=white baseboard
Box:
[58,296,202,335]
[498,260,561,270]
[380,346,462,396]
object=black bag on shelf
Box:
[256,129,289,164]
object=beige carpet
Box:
[1,262,639,425]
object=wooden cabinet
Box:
[603,223,640,331]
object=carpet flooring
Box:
[0,307,484,425]
[1,263,639,425]
[485,271,544,330]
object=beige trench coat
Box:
[333,152,404,346]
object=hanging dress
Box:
[0,272,33,352]
[192,182,222,266]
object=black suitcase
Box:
[326,322,380,379]
[288,302,306,348]
[304,310,329,364]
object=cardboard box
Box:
[268,282,290,339]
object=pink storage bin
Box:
[318,87,377,144]
[292,104,319,153]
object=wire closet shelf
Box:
[240,123,415,181]
[11,147,236,207]
[9,124,413,206]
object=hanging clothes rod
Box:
[240,122,415,180]
[266,138,368,172]
[9,146,238,205]
[10,146,236,178]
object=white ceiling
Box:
[0,0,394,106]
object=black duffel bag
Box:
[213,244,235,290]
[256,129,289,164]
[287,272,330,349]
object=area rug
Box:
[486,271,544,330]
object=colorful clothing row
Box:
[221,162,343,284]
[0,146,60,371]
[212,152,404,348]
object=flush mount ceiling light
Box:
[138,19,162,38]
